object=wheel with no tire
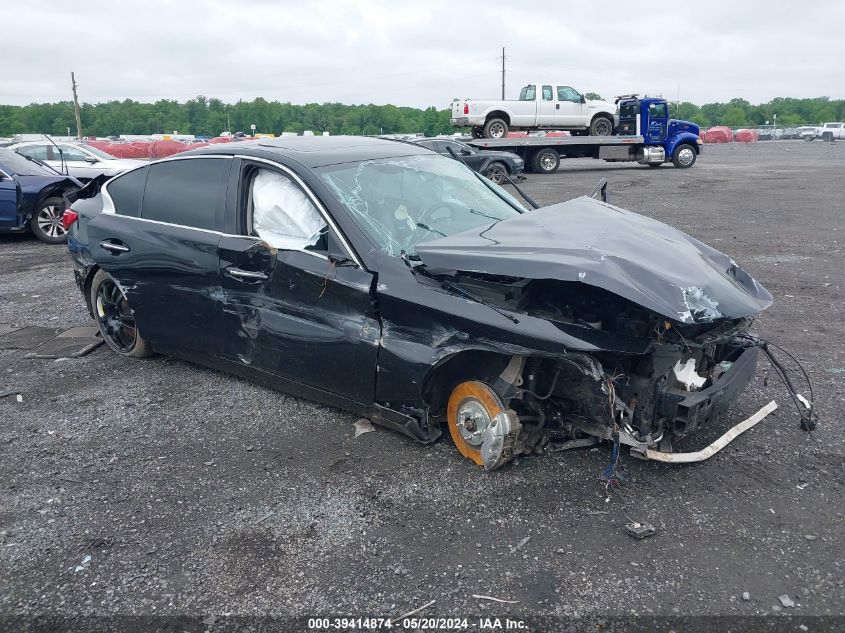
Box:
[589,116,613,136]
[447,380,513,469]
[30,197,68,244]
[483,118,509,139]
[531,148,560,173]
[89,269,152,358]
[672,143,697,168]
[482,161,508,184]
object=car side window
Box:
[557,86,581,103]
[17,145,49,160]
[58,145,92,161]
[141,158,229,231]
[542,85,553,101]
[107,166,148,217]
[519,85,536,101]
[247,167,328,251]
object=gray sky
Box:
[2,0,842,108]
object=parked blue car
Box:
[0,148,82,244]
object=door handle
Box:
[100,240,130,254]
[226,267,268,281]
[556,104,559,109]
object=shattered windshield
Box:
[317,154,526,256]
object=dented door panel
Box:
[218,236,379,404]
[86,213,223,351]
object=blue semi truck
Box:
[467,96,703,172]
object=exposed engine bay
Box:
[434,272,775,470]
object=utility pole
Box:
[500,47,506,99]
[71,72,82,140]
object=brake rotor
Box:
[446,381,521,470]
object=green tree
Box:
[584,92,603,100]
[722,106,749,127]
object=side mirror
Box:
[84,157,99,163]
[580,95,586,104]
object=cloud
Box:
[0,0,842,107]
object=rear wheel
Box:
[30,197,68,244]
[470,127,483,139]
[822,132,833,142]
[531,148,560,173]
[89,269,152,358]
[482,161,508,184]
[589,115,614,136]
[672,143,697,168]
[483,118,509,139]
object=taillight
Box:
[62,209,79,231]
[463,103,469,115]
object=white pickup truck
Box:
[451,84,618,138]
[813,122,845,141]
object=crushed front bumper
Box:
[657,345,760,437]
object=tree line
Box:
[1,95,843,138]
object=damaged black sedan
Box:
[66,137,783,470]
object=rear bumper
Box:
[451,117,470,127]
[657,345,759,436]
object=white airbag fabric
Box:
[252,169,326,250]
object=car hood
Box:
[480,150,522,163]
[14,174,82,193]
[103,158,146,170]
[414,196,772,324]
[588,99,618,112]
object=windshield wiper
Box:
[416,222,446,237]
[468,207,501,221]
[440,278,520,324]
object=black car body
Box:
[412,138,524,184]
[67,136,773,470]
[0,148,81,243]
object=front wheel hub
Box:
[447,381,521,470]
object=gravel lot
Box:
[1,141,843,632]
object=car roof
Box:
[186,135,433,167]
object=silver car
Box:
[9,141,144,181]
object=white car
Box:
[9,141,145,181]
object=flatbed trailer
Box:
[467,96,703,172]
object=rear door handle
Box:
[226,267,268,281]
[100,240,130,254]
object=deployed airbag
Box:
[252,169,326,250]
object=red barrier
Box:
[208,136,231,144]
[702,126,733,143]
[734,129,759,143]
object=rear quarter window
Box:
[141,158,229,231]
[107,166,148,217]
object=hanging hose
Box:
[738,334,818,432]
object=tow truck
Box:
[467,96,703,172]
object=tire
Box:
[822,132,833,142]
[672,143,697,168]
[30,197,68,244]
[470,127,483,139]
[647,163,661,168]
[89,269,152,358]
[483,118,509,139]
[482,161,508,184]
[531,148,560,174]
[589,115,613,136]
